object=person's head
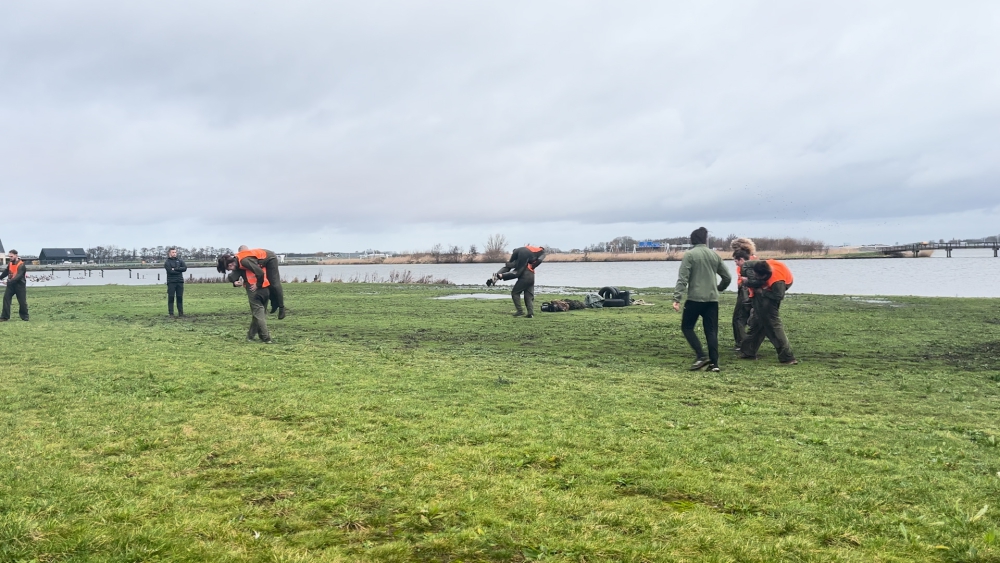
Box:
[752,260,772,280]
[8,249,18,262]
[238,245,249,251]
[168,248,177,258]
[690,227,708,246]
[732,248,751,266]
[216,253,237,273]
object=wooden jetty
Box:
[876,241,1000,257]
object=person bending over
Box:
[488,245,546,318]
[738,259,797,365]
[235,246,286,319]
[673,228,731,372]
[0,250,28,321]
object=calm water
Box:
[19,248,1000,297]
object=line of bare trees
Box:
[86,245,233,263]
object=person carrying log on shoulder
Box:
[235,246,286,319]
[487,245,546,318]
[737,258,797,364]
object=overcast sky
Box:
[1,1,998,253]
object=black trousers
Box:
[681,300,719,365]
[2,281,28,321]
[167,282,184,315]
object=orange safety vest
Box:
[8,260,20,278]
[525,245,543,272]
[245,266,270,288]
[749,259,792,296]
[236,248,268,262]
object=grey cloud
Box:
[1,1,998,248]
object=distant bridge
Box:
[876,241,1000,258]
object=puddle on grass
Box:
[435,293,510,300]
[844,296,903,307]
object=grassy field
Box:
[1,283,999,562]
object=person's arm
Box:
[165,259,172,273]
[240,257,264,289]
[743,261,768,288]
[529,249,547,269]
[716,257,732,292]
[763,280,786,301]
[227,269,243,286]
[176,259,187,273]
[0,266,8,280]
[673,255,692,304]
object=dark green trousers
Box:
[260,257,284,311]
[732,288,752,347]
[739,294,794,362]
[2,282,28,321]
[510,270,535,316]
[247,288,271,341]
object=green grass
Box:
[1,283,999,562]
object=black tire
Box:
[598,286,620,299]
[601,298,627,307]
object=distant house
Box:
[39,248,88,264]
[0,238,5,265]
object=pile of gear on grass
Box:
[540,286,633,312]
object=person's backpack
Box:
[584,294,604,308]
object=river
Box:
[17,249,1000,297]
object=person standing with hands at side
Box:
[673,228,731,372]
[164,247,187,317]
[0,250,29,321]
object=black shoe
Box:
[270,306,278,313]
[707,364,721,373]
[278,307,286,320]
[525,314,534,318]
[690,358,711,371]
[513,311,525,317]
[781,359,799,365]
[737,353,757,360]
[0,318,8,322]
[246,337,255,343]
[262,339,274,344]
[733,346,742,352]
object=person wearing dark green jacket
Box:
[488,245,546,318]
[164,247,187,317]
[0,250,28,321]
[738,259,796,364]
[672,228,731,371]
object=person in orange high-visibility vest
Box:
[738,259,796,364]
[235,246,285,318]
[487,245,546,318]
[218,253,272,343]
[0,249,28,321]
[730,238,757,349]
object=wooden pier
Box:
[876,241,1000,258]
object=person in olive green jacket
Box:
[672,227,732,371]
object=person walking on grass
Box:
[0,250,28,322]
[488,245,546,318]
[730,238,757,349]
[219,254,272,343]
[164,247,187,317]
[738,259,797,365]
[234,246,286,319]
[673,228,731,372]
